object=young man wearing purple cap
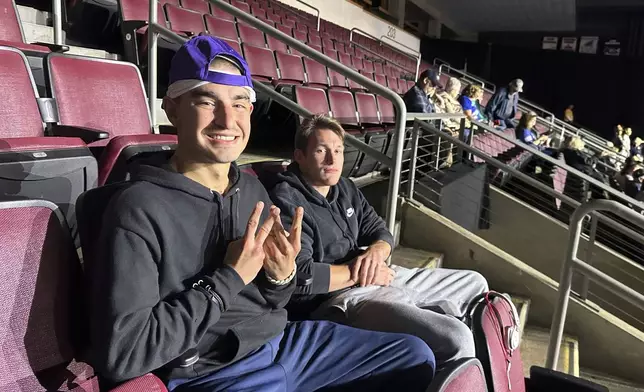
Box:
[87,36,435,391]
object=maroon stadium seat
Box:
[355,92,381,127]
[296,22,308,33]
[238,23,266,47]
[373,62,384,74]
[386,76,399,93]
[376,95,395,125]
[293,29,307,42]
[353,92,388,176]
[293,85,330,116]
[328,89,359,127]
[210,5,235,21]
[303,57,328,87]
[351,55,364,71]
[0,0,51,53]
[322,37,334,50]
[276,24,292,36]
[231,0,250,13]
[374,73,386,87]
[45,53,178,186]
[338,51,352,69]
[274,51,305,85]
[181,0,210,14]
[0,200,169,392]
[328,67,347,89]
[323,47,338,61]
[241,44,278,81]
[267,12,282,24]
[267,34,288,53]
[164,4,206,35]
[204,15,239,41]
[308,44,323,53]
[250,5,266,18]
[308,34,322,47]
[283,18,295,29]
[222,37,242,55]
[0,47,98,240]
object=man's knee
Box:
[443,320,476,361]
[469,270,489,293]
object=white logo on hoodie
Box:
[346,207,355,218]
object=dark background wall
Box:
[420,6,644,140]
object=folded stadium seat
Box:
[296,22,308,33]
[397,78,407,94]
[164,4,207,36]
[351,55,364,71]
[222,37,242,55]
[328,68,348,89]
[0,200,169,392]
[293,85,331,117]
[374,73,387,87]
[354,46,365,59]
[241,44,278,82]
[250,5,266,18]
[359,70,375,81]
[338,52,352,68]
[231,0,250,13]
[117,0,168,65]
[362,59,374,73]
[386,76,399,94]
[204,15,239,41]
[354,92,388,176]
[0,46,98,242]
[293,29,307,42]
[276,24,293,36]
[274,51,305,87]
[238,23,267,47]
[323,47,338,61]
[320,32,332,40]
[481,91,493,107]
[181,0,209,14]
[345,44,355,56]
[283,18,296,29]
[267,11,282,23]
[328,89,365,177]
[373,62,384,74]
[308,34,322,47]
[0,0,64,54]
[45,53,178,186]
[335,42,346,53]
[322,37,334,50]
[266,34,288,53]
[303,57,329,88]
[210,4,235,21]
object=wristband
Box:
[265,263,297,286]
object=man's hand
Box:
[224,202,275,285]
[349,240,392,287]
[263,206,304,281]
[371,262,396,287]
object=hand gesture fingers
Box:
[244,202,265,242]
[288,207,304,254]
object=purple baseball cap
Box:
[167,35,256,102]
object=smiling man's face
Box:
[165,60,253,164]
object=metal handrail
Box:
[351,40,414,75]
[546,200,644,370]
[349,27,420,79]
[294,0,320,31]
[53,0,63,45]
[148,0,409,235]
[379,35,422,81]
[410,119,644,243]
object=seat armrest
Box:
[158,125,177,135]
[50,124,109,144]
[109,373,168,392]
[31,41,70,52]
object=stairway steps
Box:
[520,327,579,377]
[390,246,443,269]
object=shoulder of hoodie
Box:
[235,172,271,202]
[269,178,308,206]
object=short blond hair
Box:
[568,136,585,151]
[295,114,345,152]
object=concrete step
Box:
[390,246,443,270]
[520,327,579,377]
[581,369,644,392]
[17,5,50,25]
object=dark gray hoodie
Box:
[269,163,394,304]
[87,159,294,385]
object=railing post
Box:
[52,0,63,45]
[407,121,421,200]
[546,207,586,370]
[579,213,598,300]
[148,0,159,129]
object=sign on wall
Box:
[542,36,558,50]
[560,37,578,52]
[579,36,599,54]
[604,39,621,56]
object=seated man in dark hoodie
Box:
[270,114,489,370]
[485,79,523,131]
[403,69,442,114]
[87,36,435,391]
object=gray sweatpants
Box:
[311,266,489,369]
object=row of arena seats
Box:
[0,45,177,239]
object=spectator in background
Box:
[623,127,633,152]
[460,84,487,127]
[564,105,575,123]
[485,79,522,130]
[625,168,644,199]
[403,69,442,114]
[631,137,643,157]
[434,77,464,133]
[613,124,625,149]
[515,111,557,157]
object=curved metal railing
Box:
[349,27,420,79]
[546,200,644,370]
[379,34,421,81]
[148,0,409,234]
